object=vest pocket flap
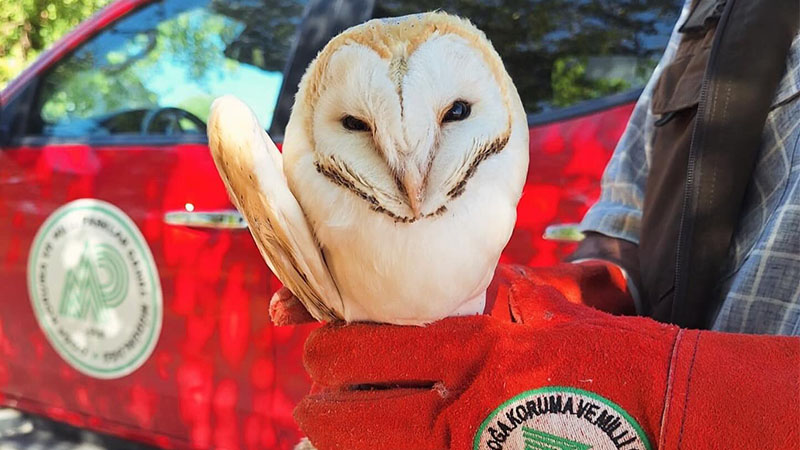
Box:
[651,27,715,115]
[651,50,708,114]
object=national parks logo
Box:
[474,387,651,450]
[27,199,162,379]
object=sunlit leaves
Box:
[0,0,111,88]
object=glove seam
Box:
[675,331,702,450]
[657,328,684,449]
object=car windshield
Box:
[32,0,306,137]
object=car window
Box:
[29,0,307,138]
[373,0,683,114]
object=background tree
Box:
[375,0,681,113]
[0,0,110,88]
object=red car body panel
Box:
[0,1,635,448]
[508,104,635,267]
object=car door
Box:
[0,0,316,448]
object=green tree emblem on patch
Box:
[59,243,128,322]
[523,427,592,450]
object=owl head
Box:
[283,11,528,224]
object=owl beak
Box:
[401,168,425,219]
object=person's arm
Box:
[294,265,800,450]
[567,0,692,311]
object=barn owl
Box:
[208,12,529,325]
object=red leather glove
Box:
[294,265,800,450]
[513,261,635,315]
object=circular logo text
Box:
[27,199,163,379]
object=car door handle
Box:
[542,223,585,242]
[163,210,247,229]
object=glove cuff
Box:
[659,330,800,448]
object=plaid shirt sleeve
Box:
[578,0,800,335]
[578,0,692,244]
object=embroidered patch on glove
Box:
[474,387,651,450]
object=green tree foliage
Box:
[375,0,680,112]
[0,0,111,88]
[551,57,629,107]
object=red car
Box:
[0,0,680,448]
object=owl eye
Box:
[443,100,471,122]
[342,115,371,132]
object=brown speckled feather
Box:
[207,96,343,322]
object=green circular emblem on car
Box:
[474,386,651,450]
[27,199,163,379]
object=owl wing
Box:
[207,95,343,322]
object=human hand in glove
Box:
[506,261,635,315]
[294,265,800,450]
